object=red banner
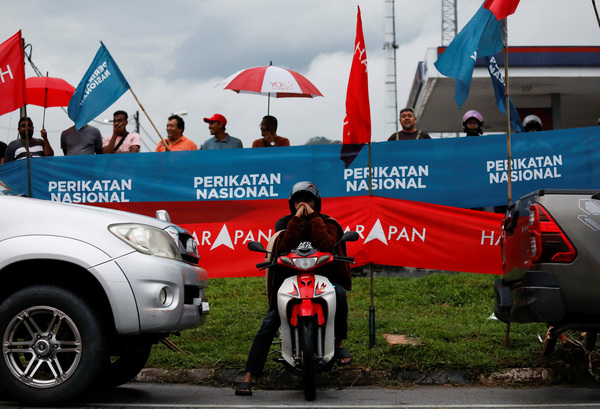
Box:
[93,196,503,278]
[0,31,25,116]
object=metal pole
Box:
[367,142,376,348]
[503,20,512,348]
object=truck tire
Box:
[300,317,317,401]
[0,285,107,406]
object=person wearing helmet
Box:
[462,110,484,136]
[522,115,543,132]
[236,181,352,396]
[388,107,431,141]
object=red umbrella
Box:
[220,64,323,113]
[25,76,76,129]
[25,76,75,108]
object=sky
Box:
[1,0,598,154]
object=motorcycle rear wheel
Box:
[300,317,317,401]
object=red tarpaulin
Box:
[92,195,503,278]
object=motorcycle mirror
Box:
[248,241,267,253]
[334,231,359,250]
[342,231,359,242]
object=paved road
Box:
[2,383,600,408]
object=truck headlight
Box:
[109,223,182,261]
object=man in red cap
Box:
[201,113,243,149]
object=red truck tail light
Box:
[529,203,577,263]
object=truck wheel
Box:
[300,317,317,401]
[0,286,107,406]
[101,346,152,388]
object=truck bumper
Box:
[99,251,209,335]
[494,271,565,324]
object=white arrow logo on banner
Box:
[211,224,234,250]
[364,219,387,245]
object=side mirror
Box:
[155,209,171,222]
[248,241,267,253]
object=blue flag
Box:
[485,55,524,133]
[434,4,505,108]
[68,43,130,130]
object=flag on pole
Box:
[343,6,371,145]
[68,42,130,130]
[485,55,524,132]
[484,0,520,20]
[0,31,26,117]
[341,6,371,168]
[434,4,505,109]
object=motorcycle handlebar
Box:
[256,261,275,270]
[334,255,355,264]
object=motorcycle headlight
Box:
[109,223,182,261]
[292,257,318,270]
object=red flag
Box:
[483,0,520,20]
[0,31,25,116]
[342,6,371,145]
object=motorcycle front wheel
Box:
[300,316,317,401]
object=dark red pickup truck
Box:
[494,189,600,353]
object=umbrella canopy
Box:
[221,65,323,98]
[25,76,75,108]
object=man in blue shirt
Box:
[201,114,243,150]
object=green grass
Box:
[147,273,551,378]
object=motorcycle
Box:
[247,230,358,401]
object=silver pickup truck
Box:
[0,180,209,405]
[494,189,600,355]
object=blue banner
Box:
[1,127,599,209]
[67,43,130,130]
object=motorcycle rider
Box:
[235,181,352,396]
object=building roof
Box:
[407,46,600,134]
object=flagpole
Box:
[503,19,512,348]
[367,142,376,348]
[21,36,32,198]
[504,26,512,208]
[127,87,170,151]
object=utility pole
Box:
[383,0,399,137]
[441,0,458,46]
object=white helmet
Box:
[523,115,543,132]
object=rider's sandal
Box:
[235,381,253,396]
[335,347,353,366]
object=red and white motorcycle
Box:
[248,231,358,401]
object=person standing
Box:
[0,141,6,165]
[201,114,243,149]
[252,115,290,147]
[61,123,102,156]
[4,117,54,163]
[387,108,431,141]
[155,114,197,152]
[522,115,543,132]
[462,110,484,136]
[102,110,141,153]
